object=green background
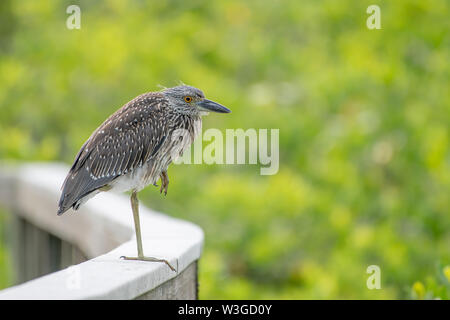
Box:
[0,0,449,299]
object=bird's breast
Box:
[108,161,155,193]
[108,116,202,193]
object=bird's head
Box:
[161,85,231,116]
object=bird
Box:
[57,85,231,271]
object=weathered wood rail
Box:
[0,163,204,299]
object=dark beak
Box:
[197,99,231,113]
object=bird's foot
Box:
[120,255,177,272]
[159,172,169,196]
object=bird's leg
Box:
[120,191,176,272]
[160,171,169,196]
[131,190,143,257]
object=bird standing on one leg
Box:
[57,85,230,271]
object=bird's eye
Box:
[184,96,192,103]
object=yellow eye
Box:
[184,96,192,103]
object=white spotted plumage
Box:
[58,85,208,215]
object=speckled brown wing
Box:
[58,92,170,215]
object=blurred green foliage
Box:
[411,265,450,300]
[0,0,449,299]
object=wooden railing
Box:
[0,163,203,299]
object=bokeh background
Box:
[0,0,449,299]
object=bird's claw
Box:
[120,255,177,272]
[159,185,168,196]
[159,172,169,196]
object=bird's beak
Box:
[197,99,231,113]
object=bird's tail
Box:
[57,167,96,215]
[58,169,84,215]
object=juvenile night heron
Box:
[57,85,230,271]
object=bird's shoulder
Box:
[69,92,170,174]
[87,92,169,145]
[107,91,169,126]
